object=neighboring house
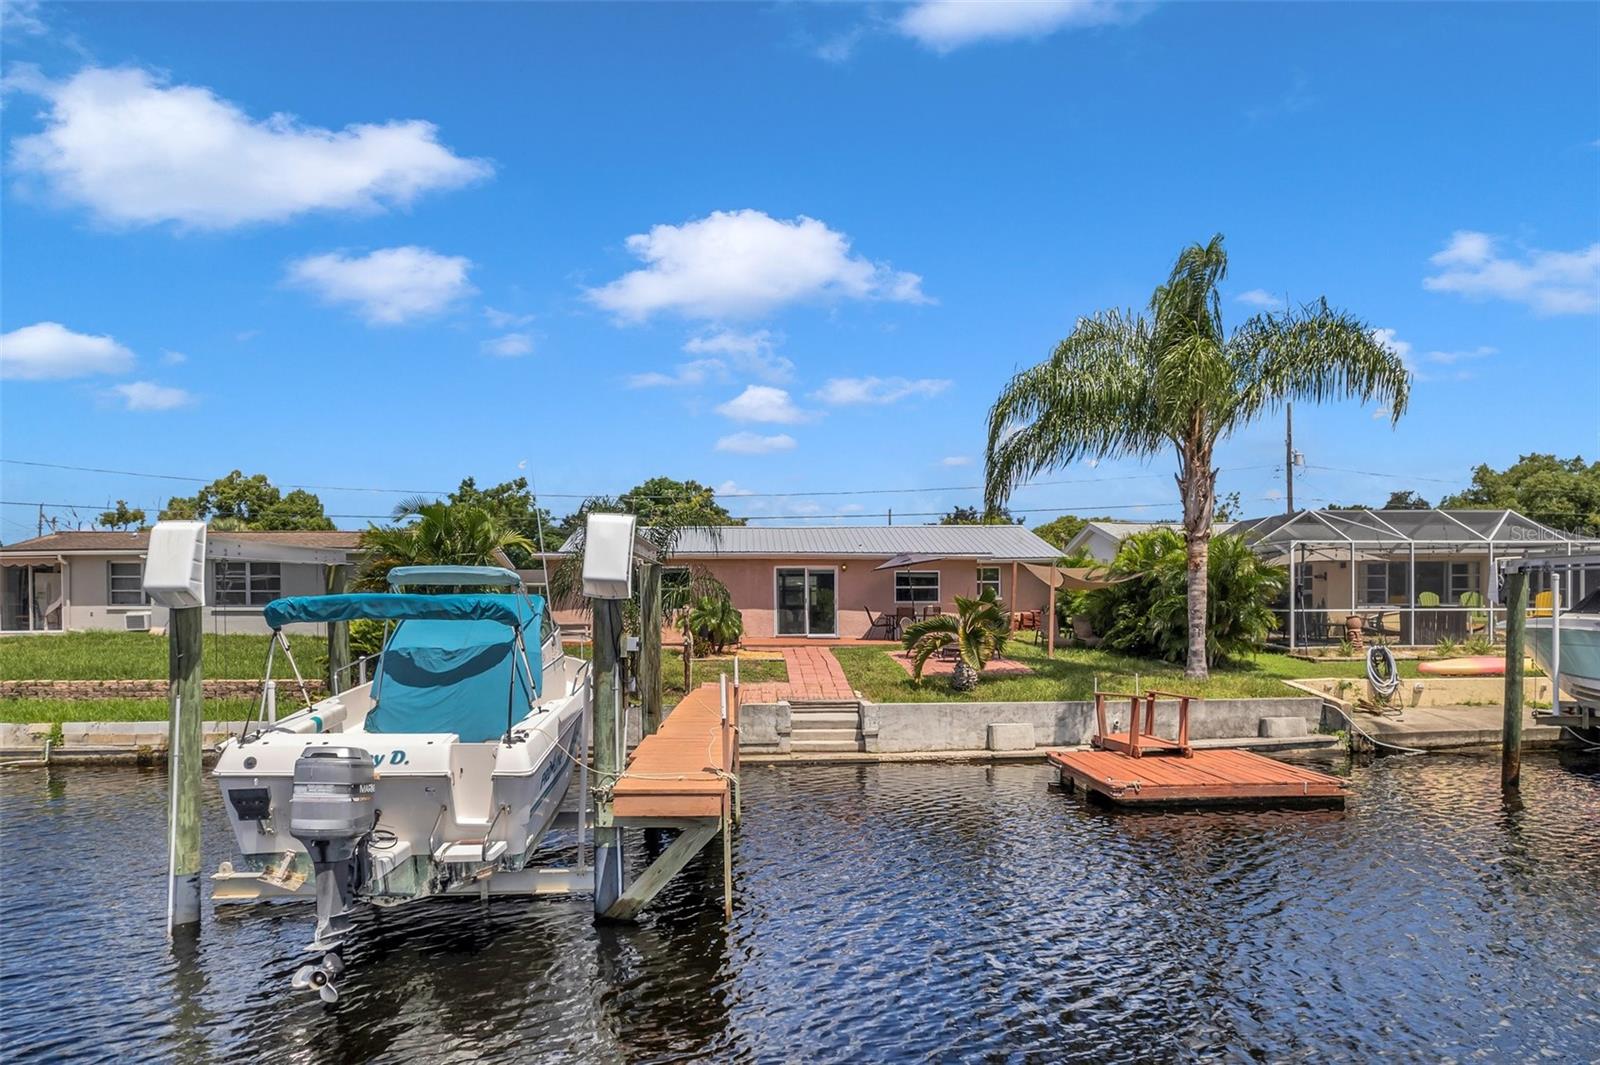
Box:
[1064,519,1234,561]
[556,525,1063,640]
[0,530,362,635]
[1067,507,1599,647]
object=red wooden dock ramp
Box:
[1048,747,1347,807]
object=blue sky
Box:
[2,0,1597,538]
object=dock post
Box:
[325,564,349,695]
[166,605,204,932]
[683,631,693,695]
[593,598,626,917]
[640,561,663,736]
[1501,566,1528,790]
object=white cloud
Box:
[813,376,950,405]
[683,328,794,382]
[1423,230,1600,315]
[1423,345,1496,366]
[482,332,533,358]
[1371,328,1496,382]
[286,246,473,325]
[7,66,490,229]
[586,209,927,320]
[627,358,725,389]
[715,480,754,496]
[107,380,193,411]
[897,0,1131,52]
[1236,289,1285,310]
[715,431,796,455]
[484,306,534,329]
[0,321,134,380]
[2,0,46,35]
[716,385,812,424]
[1371,327,1419,379]
[941,455,973,467]
[160,348,187,365]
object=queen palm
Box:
[984,235,1410,678]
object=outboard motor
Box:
[288,746,374,1000]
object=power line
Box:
[0,456,1282,503]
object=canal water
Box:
[2,752,1597,1063]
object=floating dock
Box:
[1047,747,1347,807]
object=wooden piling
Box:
[682,631,693,694]
[592,599,625,917]
[1501,567,1529,790]
[166,605,204,931]
[325,564,350,695]
[639,562,663,736]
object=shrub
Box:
[680,595,743,656]
[901,589,1010,691]
[1072,530,1283,666]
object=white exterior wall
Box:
[51,553,332,635]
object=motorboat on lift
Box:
[1527,586,1600,711]
[210,564,590,1001]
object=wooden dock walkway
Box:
[613,682,735,821]
[1048,747,1347,807]
[603,680,738,921]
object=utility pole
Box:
[1285,404,1295,513]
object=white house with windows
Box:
[0,530,361,634]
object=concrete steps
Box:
[789,701,866,753]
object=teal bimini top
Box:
[387,565,523,589]
[263,592,543,742]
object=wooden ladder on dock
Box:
[1092,690,1194,758]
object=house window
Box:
[895,571,939,604]
[976,566,1001,599]
[108,561,147,605]
[214,561,282,606]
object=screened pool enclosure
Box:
[1227,509,1600,649]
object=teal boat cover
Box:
[387,565,523,588]
[264,592,544,742]
[263,592,533,629]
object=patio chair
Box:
[865,608,895,640]
[1070,616,1102,648]
[894,605,917,635]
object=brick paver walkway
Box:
[739,646,856,703]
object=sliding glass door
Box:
[775,567,837,637]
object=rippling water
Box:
[3,752,1598,1063]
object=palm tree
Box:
[984,235,1410,678]
[356,500,535,589]
[901,590,1010,691]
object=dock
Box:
[603,680,737,920]
[1048,747,1347,807]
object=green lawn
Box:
[832,641,1426,704]
[569,646,789,704]
[0,631,325,681]
[0,697,258,724]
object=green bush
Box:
[1069,530,1284,666]
[680,595,743,656]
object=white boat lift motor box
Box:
[143,521,208,608]
[582,513,637,600]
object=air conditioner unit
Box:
[125,612,152,632]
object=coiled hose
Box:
[1366,645,1401,702]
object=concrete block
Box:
[1259,716,1308,738]
[986,722,1035,751]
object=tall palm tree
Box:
[356,500,535,589]
[984,235,1410,678]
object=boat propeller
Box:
[291,951,344,1003]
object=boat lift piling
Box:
[1501,566,1529,790]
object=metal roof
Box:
[1228,508,1598,548]
[561,524,1062,561]
[0,529,362,555]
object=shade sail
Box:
[366,615,540,741]
[387,565,523,588]
[263,593,538,630]
[1025,564,1136,591]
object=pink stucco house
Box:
[595,525,1062,641]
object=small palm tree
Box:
[901,589,1010,691]
[680,594,743,655]
[357,501,535,589]
[985,235,1410,678]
